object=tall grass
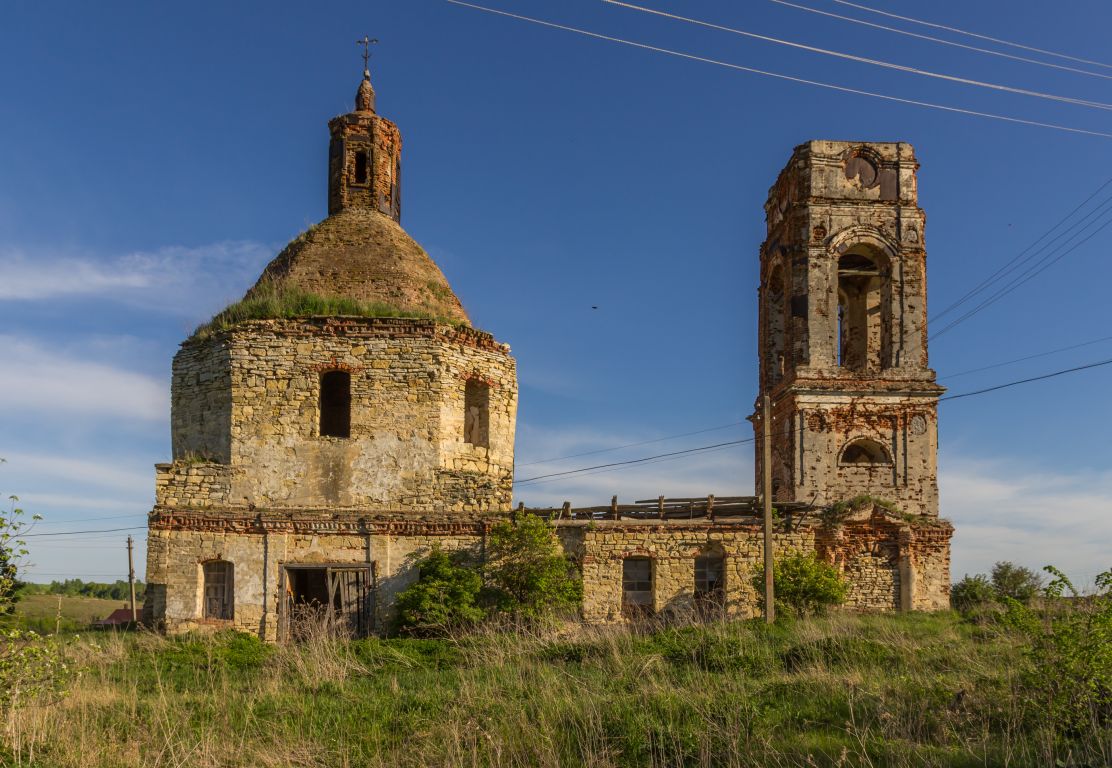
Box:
[191,282,463,341]
[2,612,1109,767]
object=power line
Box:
[444,0,1112,139]
[830,0,1112,71]
[766,0,1112,81]
[31,513,148,527]
[604,0,1112,111]
[515,438,754,484]
[939,356,1112,402]
[517,355,1112,486]
[931,176,1112,324]
[930,207,1112,339]
[939,334,1112,381]
[516,441,747,488]
[517,420,746,467]
[21,526,145,538]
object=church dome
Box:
[246,207,470,325]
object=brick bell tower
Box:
[753,141,944,517]
[328,65,402,220]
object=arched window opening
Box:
[464,380,489,448]
[622,557,653,618]
[202,560,234,620]
[837,249,889,372]
[354,150,368,184]
[840,438,892,466]
[694,553,724,613]
[320,371,351,438]
[766,266,787,386]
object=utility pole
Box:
[127,535,137,623]
[761,393,775,624]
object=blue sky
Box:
[2,0,1110,585]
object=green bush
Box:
[951,573,996,614]
[1001,566,1112,749]
[482,514,582,622]
[392,549,485,636]
[753,552,848,617]
[990,561,1042,603]
[951,561,1043,616]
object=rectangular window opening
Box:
[622,557,653,618]
[354,150,368,184]
[694,554,725,615]
[464,380,490,448]
[320,371,351,438]
[202,560,234,620]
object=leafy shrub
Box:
[951,561,1043,616]
[990,561,1042,603]
[392,549,485,637]
[753,552,848,617]
[482,514,582,621]
[1001,566,1112,749]
[950,573,996,614]
[0,629,72,717]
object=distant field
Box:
[14,594,138,625]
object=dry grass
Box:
[1,612,1108,767]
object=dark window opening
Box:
[320,371,351,438]
[766,265,786,386]
[837,249,889,372]
[202,560,233,620]
[622,557,653,618]
[694,554,725,614]
[464,380,489,448]
[354,150,368,184]
[840,438,892,466]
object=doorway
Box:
[279,564,374,641]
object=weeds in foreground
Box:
[0,611,1108,767]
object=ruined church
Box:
[144,67,953,639]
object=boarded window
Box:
[320,371,351,438]
[694,554,725,612]
[622,557,653,617]
[464,380,489,447]
[840,438,892,466]
[354,150,368,184]
[202,560,233,620]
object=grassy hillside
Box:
[14,591,133,626]
[4,612,1108,767]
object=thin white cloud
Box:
[0,241,272,318]
[940,454,1112,585]
[0,336,167,421]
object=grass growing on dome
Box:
[191,283,464,340]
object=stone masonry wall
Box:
[145,511,951,638]
[145,519,482,639]
[167,318,517,513]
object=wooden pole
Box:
[127,535,137,623]
[761,394,775,623]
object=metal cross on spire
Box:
[356,35,378,73]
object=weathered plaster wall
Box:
[144,511,951,639]
[755,141,944,519]
[144,518,482,640]
[168,318,517,513]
